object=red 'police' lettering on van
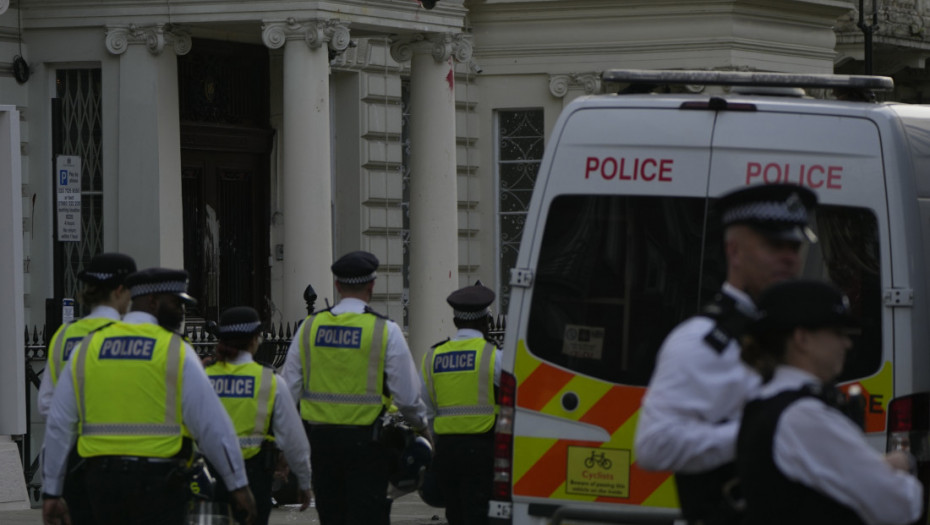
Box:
[585,157,673,182]
[745,162,843,189]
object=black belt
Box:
[85,455,185,474]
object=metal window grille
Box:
[497,109,543,311]
[55,69,104,316]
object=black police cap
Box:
[447,283,495,321]
[717,183,818,243]
[752,279,858,336]
[77,252,137,286]
[332,251,379,284]
[217,306,262,339]
[124,268,197,305]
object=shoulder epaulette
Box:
[430,337,451,349]
[701,293,755,354]
[363,305,390,320]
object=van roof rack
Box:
[602,69,894,92]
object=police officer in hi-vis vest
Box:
[38,252,137,417]
[421,283,501,525]
[281,250,428,525]
[41,268,257,525]
[635,183,818,525]
[205,306,312,525]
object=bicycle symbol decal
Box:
[583,450,612,470]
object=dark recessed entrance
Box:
[178,38,272,322]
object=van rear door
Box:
[506,103,719,520]
[709,108,891,435]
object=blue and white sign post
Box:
[56,155,81,241]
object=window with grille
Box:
[496,109,543,313]
[53,68,104,318]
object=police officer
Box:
[737,280,923,525]
[421,283,501,525]
[38,252,137,417]
[634,183,818,525]
[205,306,312,525]
[41,268,257,525]
[281,250,428,525]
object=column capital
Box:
[390,33,472,64]
[105,24,192,56]
[549,73,602,98]
[261,18,351,53]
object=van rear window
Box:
[526,195,881,386]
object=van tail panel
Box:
[839,360,893,434]
[511,340,678,508]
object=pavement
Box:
[0,492,448,524]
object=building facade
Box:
[1,0,928,507]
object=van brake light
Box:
[493,370,516,501]
[886,394,930,524]
[680,98,757,111]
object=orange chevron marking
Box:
[621,462,673,504]
[514,439,584,497]
[518,363,574,411]
[580,385,644,432]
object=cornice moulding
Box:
[21,1,467,35]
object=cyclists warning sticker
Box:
[565,446,630,498]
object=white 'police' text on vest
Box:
[315,325,363,348]
[98,336,156,360]
[210,375,256,398]
[63,337,83,360]
[433,350,478,373]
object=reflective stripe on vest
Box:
[73,325,185,458]
[423,339,497,434]
[206,361,276,459]
[298,312,388,424]
[48,318,114,386]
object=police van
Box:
[489,70,930,524]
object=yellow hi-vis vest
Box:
[299,311,388,425]
[205,360,277,459]
[422,338,498,435]
[72,322,188,458]
[47,317,115,386]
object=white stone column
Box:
[263,19,350,321]
[106,25,191,268]
[391,34,471,363]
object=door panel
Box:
[181,149,269,321]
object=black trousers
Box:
[209,446,277,525]
[306,422,391,525]
[435,432,495,525]
[244,448,276,525]
[61,448,94,525]
[80,456,190,525]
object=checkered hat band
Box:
[722,201,807,225]
[454,308,489,321]
[336,272,377,284]
[85,272,115,280]
[219,321,262,335]
[130,281,188,297]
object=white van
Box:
[489,70,930,524]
